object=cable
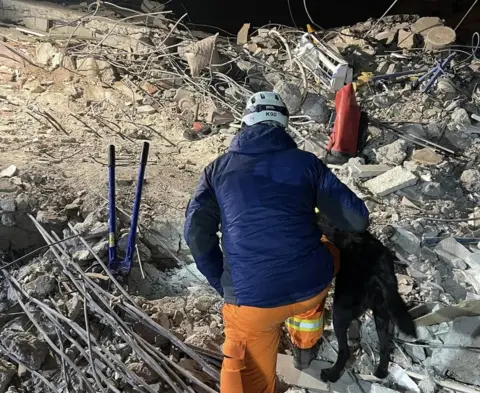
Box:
[363,0,399,38]
[287,0,298,28]
[303,0,323,30]
[455,0,479,31]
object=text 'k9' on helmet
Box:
[242,92,289,128]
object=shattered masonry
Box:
[0,1,480,393]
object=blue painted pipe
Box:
[121,142,150,275]
[108,144,117,271]
[420,53,456,93]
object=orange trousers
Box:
[220,237,340,393]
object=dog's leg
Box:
[320,306,351,383]
[373,308,390,379]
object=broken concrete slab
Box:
[404,343,427,362]
[414,300,480,326]
[397,29,416,49]
[0,165,18,178]
[376,140,408,165]
[301,93,330,124]
[388,364,420,393]
[351,163,392,179]
[441,278,467,301]
[274,80,302,114]
[237,23,250,45]
[428,316,480,386]
[466,253,480,270]
[435,237,472,265]
[452,107,472,126]
[364,167,417,197]
[392,227,421,255]
[412,148,442,165]
[455,270,480,295]
[375,30,396,45]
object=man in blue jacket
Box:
[184,91,369,393]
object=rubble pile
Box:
[0,0,480,392]
[0,221,223,393]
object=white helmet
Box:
[242,92,289,128]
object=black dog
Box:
[320,230,417,383]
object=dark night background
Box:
[47,0,480,40]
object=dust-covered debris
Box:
[0,2,479,392]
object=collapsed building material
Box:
[364,167,418,197]
[350,164,392,178]
[427,316,480,386]
[1,3,480,391]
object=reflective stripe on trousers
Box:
[285,313,324,332]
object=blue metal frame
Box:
[415,53,457,93]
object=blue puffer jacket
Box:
[184,124,369,307]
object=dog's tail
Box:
[383,286,417,338]
[375,268,417,338]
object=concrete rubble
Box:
[0,1,480,392]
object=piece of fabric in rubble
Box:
[326,83,361,162]
[184,123,368,307]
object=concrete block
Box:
[23,17,52,32]
[434,237,471,264]
[389,364,420,392]
[466,253,480,270]
[405,344,426,362]
[398,29,416,49]
[364,167,417,197]
[351,163,392,178]
[429,316,480,386]
[392,227,421,255]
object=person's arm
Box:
[184,168,224,296]
[315,159,369,233]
